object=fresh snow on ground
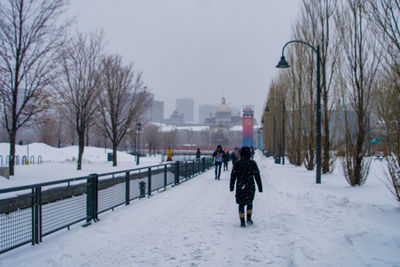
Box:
[0,143,162,188]
[0,145,399,266]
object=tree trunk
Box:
[112,143,117,167]
[77,132,85,170]
[9,132,16,176]
[322,97,331,173]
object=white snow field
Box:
[0,147,400,266]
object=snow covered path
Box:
[1,155,400,266]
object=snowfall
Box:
[0,143,399,267]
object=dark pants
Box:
[223,161,228,171]
[239,202,253,214]
[215,162,222,179]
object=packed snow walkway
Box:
[1,153,400,266]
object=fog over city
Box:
[67,0,301,122]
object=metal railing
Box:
[0,157,213,254]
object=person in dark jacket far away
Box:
[196,148,201,160]
[223,149,230,171]
[231,147,240,165]
[212,145,225,180]
[230,146,262,227]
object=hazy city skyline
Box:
[68,0,302,121]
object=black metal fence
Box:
[0,157,213,254]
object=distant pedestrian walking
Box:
[223,149,230,171]
[196,148,201,160]
[231,147,240,166]
[212,145,225,180]
[167,147,173,161]
[230,146,262,227]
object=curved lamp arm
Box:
[281,40,318,56]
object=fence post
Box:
[202,158,205,172]
[147,167,152,197]
[125,171,130,205]
[31,188,34,245]
[86,173,99,223]
[86,175,93,223]
[174,162,180,185]
[164,165,167,189]
[32,187,42,244]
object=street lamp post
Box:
[136,122,142,165]
[276,40,321,183]
[265,98,285,165]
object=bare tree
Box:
[336,0,380,185]
[36,111,58,146]
[374,74,400,201]
[96,54,151,166]
[143,124,160,155]
[0,0,68,175]
[263,74,287,163]
[291,11,318,171]
[367,0,400,201]
[303,0,340,173]
[54,32,103,170]
[287,47,306,166]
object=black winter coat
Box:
[230,159,262,205]
[212,149,225,164]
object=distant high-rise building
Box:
[199,105,216,124]
[146,94,164,122]
[150,100,164,122]
[176,98,194,122]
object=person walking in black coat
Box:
[230,146,262,227]
[212,145,225,180]
[231,147,240,166]
[196,148,201,160]
[223,149,230,171]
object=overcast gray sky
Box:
[68,0,301,122]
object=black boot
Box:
[247,213,253,225]
[240,218,246,228]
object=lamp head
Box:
[276,56,290,69]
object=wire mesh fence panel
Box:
[166,167,175,186]
[0,207,32,254]
[151,171,164,192]
[42,194,86,236]
[180,162,184,182]
[98,182,125,213]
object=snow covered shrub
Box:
[386,156,400,202]
[340,146,371,186]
